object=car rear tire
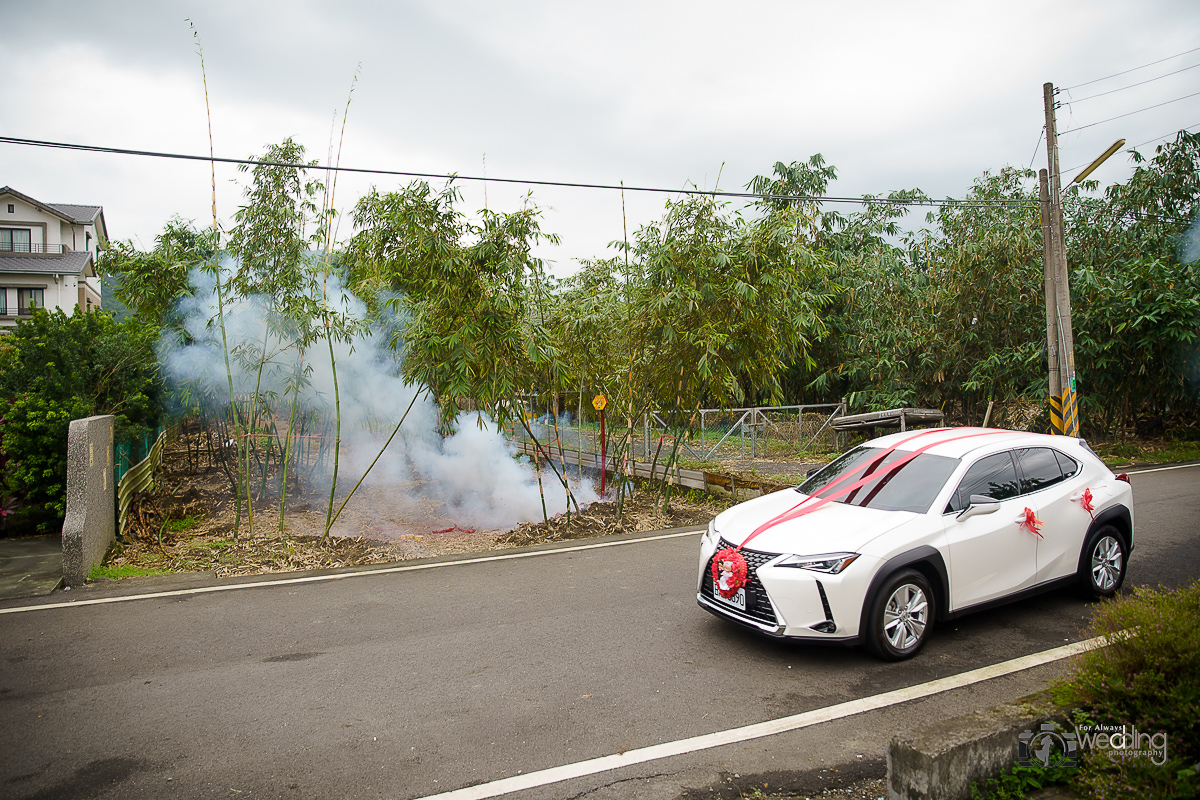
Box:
[1078,525,1127,599]
[865,569,935,661]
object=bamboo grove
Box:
[91,130,1200,532]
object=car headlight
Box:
[775,552,860,574]
[703,520,718,546]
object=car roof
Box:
[864,427,1082,460]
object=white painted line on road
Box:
[0,529,704,615]
[1125,462,1200,475]
[412,636,1109,800]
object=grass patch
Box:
[678,459,724,472]
[162,515,204,533]
[187,539,236,552]
[1090,438,1200,468]
[88,563,170,580]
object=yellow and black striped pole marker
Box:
[1049,393,1064,436]
[1061,386,1079,437]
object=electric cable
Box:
[1064,62,1200,104]
[1060,123,1199,175]
[1059,45,1200,92]
[1027,127,1045,171]
[1060,90,1200,134]
[0,134,1033,209]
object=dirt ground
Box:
[110,429,742,579]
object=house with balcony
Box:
[0,186,107,330]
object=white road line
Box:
[0,528,704,615]
[412,636,1108,800]
[1124,462,1200,475]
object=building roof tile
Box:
[0,251,93,276]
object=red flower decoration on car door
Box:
[1080,488,1095,518]
[1020,507,1044,538]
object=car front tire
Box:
[865,568,935,661]
[1079,525,1127,599]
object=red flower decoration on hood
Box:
[711,547,749,599]
[1020,507,1044,538]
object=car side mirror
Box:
[957,494,1001,521]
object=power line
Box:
[1064,62,1200,104]
[1061,90,1200,134]
[1129,123,1200,151]
[0,134,1032,209]
[1059,45,1200,92]
[1027,127,1045,170]
[1061,123,1199,174]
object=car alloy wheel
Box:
[1080,525,1127,598]
[884,584,928,649]
[1091,536,1123,592]
[866,568,935,661]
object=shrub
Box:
[0,309,162,532]
[1052,581,1200,799]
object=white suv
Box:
[697,427,1134,660]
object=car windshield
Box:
[798,446,960,513]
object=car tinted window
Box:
[1053,449,1079,479]
[800,446,960,514]
[800,446,876,495]
[1016,447,1067,494]
[947,452,1019,513]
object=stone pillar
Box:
[61,415,115,587]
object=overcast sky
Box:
[4,0,1199,277]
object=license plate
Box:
[714,587,746,611]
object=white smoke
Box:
[1182,216,1200,265]
[160,259,597,535]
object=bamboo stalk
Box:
[577,382,584,484]
[327,389,423,530]
[278,381,300,532]
[321,324,343,541]
[191,22,245,538]
[551,406,573,524]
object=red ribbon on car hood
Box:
[736,428,1008,551]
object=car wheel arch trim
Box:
[857,545,950,635]
[1083,504,1133,555]
[1074,506,1133,582]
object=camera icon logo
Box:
[1018,722,1079,769]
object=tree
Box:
[0,309,161,531]
[348,182,561,427]
[627,192,834,413]
[98,217,214,330]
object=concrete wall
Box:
[888,696,1070,800]
[61,415,115,587]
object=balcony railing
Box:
[0,242,71,254]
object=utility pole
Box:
[1038,169,1062,432]
[1042,82,1080,436]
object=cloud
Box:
[4,0,1199,276]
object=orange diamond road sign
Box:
[592,394,608,412]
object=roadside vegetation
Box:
[0,309,162,533]
[968,580,1200,800]
[1,125,1197,543]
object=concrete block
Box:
[61,415,115,587]
[888,696,1069,800]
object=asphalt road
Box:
[1,465,1196,800]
